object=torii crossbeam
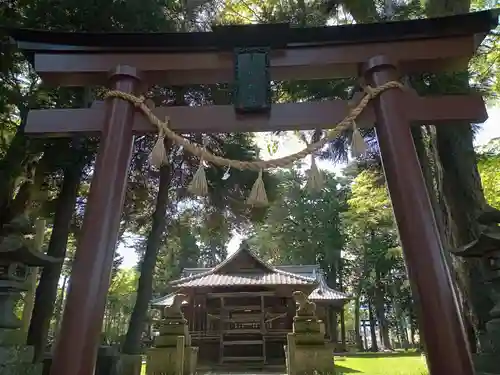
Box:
[5,9,498,375]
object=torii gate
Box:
[6,9,498,375]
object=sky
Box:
[117,106,500,269]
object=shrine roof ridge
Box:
[4,9,498,53]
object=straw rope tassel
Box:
[188,160,209,196]
[150,130,167,167]
[351,121,367,158]
[149,117,170,167]
[246,169,268,206]
[307,155,324,193]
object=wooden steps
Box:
[223,340,264,345]
[197,363,286,373]
[222,356,265,362]
[224,329,261,334]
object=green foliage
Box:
[215,0,330,26]
[346,171,393,228]
[102,269,139,345]
[477,138,500,209]
[343,169,401,285]
[343,168,412,349]
[248,168,347,284]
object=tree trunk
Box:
[408,303,416,347]
[328,306,337,343]
[393,318,402,349]
[123,87,186,354]
[0,106,29,221]
[426,0,492,345]
[374,271,391,350]
[354,294,363,351]
[464,311,478,353]
[435,120,492,329]
[411,126,449,244]
[122,157,172,354]
[104,302,112,344]
[395,306,409,349]
[368,300,378,352]
[53,274,68,336]
[340,307,346,349]
[27,157,85,360]
[337,259,346,349]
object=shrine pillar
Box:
[363,56,474,375]
[49,66,141,375]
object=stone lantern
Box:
[0,216,61,374]
[451,212,500,375]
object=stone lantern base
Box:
[0,331,42,375]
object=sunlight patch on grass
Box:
[335,353,428,375]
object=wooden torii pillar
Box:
[5,9,498,375]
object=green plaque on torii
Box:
[233,47,271,114]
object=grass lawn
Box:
[335,352,428,375]
[141,352,428,375]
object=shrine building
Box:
[151,245,348,369]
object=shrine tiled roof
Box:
[151,246,349,307]
[276,265,349,302]
[309,274,349,301]
[150,293,189,307]
[170,269,316,288]
[169,247,316,288]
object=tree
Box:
[121,86,279,356]
[102,269,139,345]
[245,167,348,343]
[343,169,401,350]
[249,168,347,283]
[318,0,499,351]
[27,148,91,359]
[1,0,177,358]
[423,0,497,345]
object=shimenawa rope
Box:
[104,81,404,205]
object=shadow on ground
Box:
[334,364,362,373]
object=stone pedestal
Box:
[184,346,198,375]
[287,328,335,375]
[293,319,325,345]
[0,331,42,375]
[294,344,335,374]
[474,318,500,375]
[154,323,189,347]
[147,336,185,375]
[0,345,43,375]
[117,353,143,375]
[285,291,334,375]
[146,294,197,375]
